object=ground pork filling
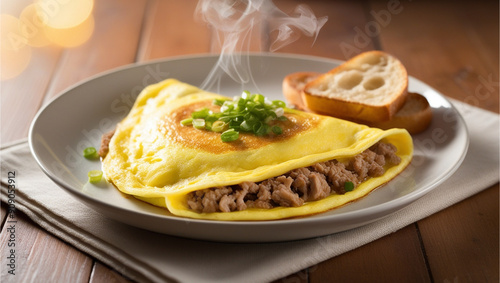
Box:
[187,142,401,213]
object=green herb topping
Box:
[88,170,103,183]
[181,91,289,142]
[83,147,99,159]
[344,181,355,192]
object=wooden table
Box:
[1,0,498,282]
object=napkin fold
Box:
[1,100,499,283]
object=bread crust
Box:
[282,72,321,110]
[302,50,408,122]
[369,92,432,134]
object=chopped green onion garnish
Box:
[241,90,250,99]
[211,121,227,132]
[213,98,226,106]
[255,124,270,136]
[192,119,206,129]
[240,120,252,131]
[344,181,355,192]
[185,91,289,142]
[221,129,239,142]
[272,100,286,108]
[83,147,99,159]
[253,93,265,104]
[88,170,103,183]
[180,118,193,126]
[192,108,211,119]
[274,107,284,117]
[272,125,283,135]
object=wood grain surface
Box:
[1,0,498,282]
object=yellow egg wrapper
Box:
[103,79,413,221]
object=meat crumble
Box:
[98,129,115,159]
[187,142,401,213]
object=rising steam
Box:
[195,0,327,93]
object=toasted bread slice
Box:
[282,72,432,134]
[282,72,321,110]
[369,92,432,134]
[303,51,408,122]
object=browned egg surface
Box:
[159,100,320,154]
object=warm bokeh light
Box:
[1,14,32,81]
[19,4,51,47]
[1,1,96,80]
[43,14,95,48]
[35,0,94,29]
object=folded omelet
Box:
[102,79,413,221]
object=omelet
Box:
[102,79,413,221]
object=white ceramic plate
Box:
[29,53,469,242]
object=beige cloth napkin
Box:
[1,100,499,283]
